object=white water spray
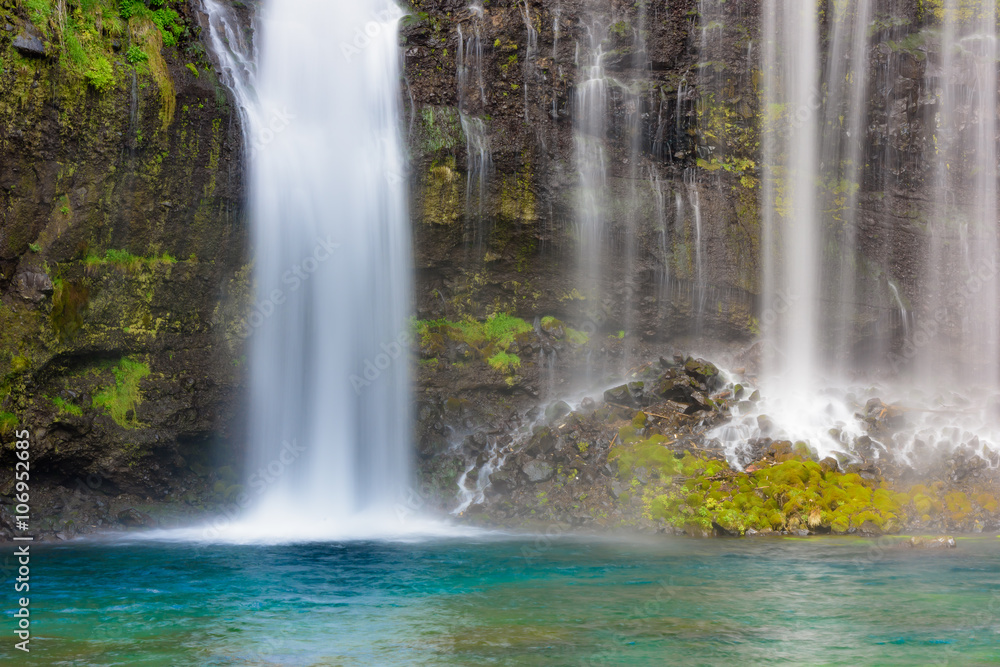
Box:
[203,0,416,539]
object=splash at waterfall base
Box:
[411,319,1000,538]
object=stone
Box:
[540,317,564,338]
[683,357,721,388]
[117,508,155,528]
[545,400,571,423]
[604,384,631,405]
[522,460,554,483]
[15,270,53,303]
[13,33,45,57]
[525,427,557,456]
[819,457,840,473]
[907,536,956,549]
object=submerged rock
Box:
[907,536,956,549]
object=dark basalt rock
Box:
[522,459,554,483]
[14,270,53,303]
[12,33,45,57]
[117,508,155,528]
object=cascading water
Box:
[203,0,415,538]
[574,19,608,307]
[713,0,1000,467]
[457,5,492,244]
[922,1,999,387]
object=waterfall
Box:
[457,5,492,244]
[762,0,820,393]
[683,168,705,333]
[203,0,413,538]
[922,1,999,386]
[574,19,608,307]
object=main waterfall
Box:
[204,0,415,538]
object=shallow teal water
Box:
[7,535,1000,665]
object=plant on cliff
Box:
[414,313,533,373]
[0,412,17,435]
[92,358,150,428]
[49,396,83,417]
[14,0,183,125]
[84,249,176,273]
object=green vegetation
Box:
[126,45,149,64]
[92,358,150,428]
[609,20,631,38]
[539,316,590,346]
[84,249,177,273]
[28,243,41,253]
[50,278,90,340]
[50,396,83,417]
[0,412,17,435]
[487,350,520,372]
[610,422,997,535]
[414,313,533,373]
[185,63,199,77]
[14,0,186,125]
[420,106,460,153]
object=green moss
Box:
[0,412,17,435]
[92,358,150,428]
[633,455,910,536]
[487,350,520,372]
[84,249,176,273]
[565,327,589,346]
[413,313,532,374]
[50,279,90,341]
[609,434,683,480]
[609,20,631,38]
[49,396,83,417]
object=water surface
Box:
[13,536,1000,665]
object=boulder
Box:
[683,357,721,389]
[545,400,571,423]
[116,508,155,528]
[907,536,956,549]
[522,459,554,483]
[13,32,45,57]
[604,383,644,407]
[14,270,53,303]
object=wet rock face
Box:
[404,0,762,343]
[0,0,250,529]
